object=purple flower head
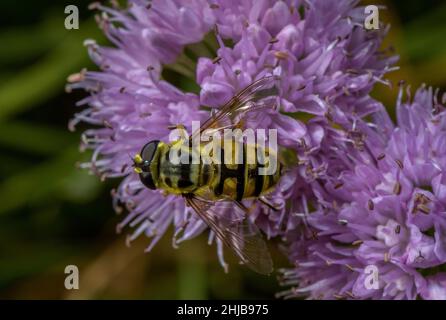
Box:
[68,0,395,273]
[199,0,397,122]
[197,0,396,241]
[68,0,213,256]
[281,86,446,299]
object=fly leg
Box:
[168,123,189,142]
[259,196,281,211]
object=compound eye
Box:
[140,140,160,170]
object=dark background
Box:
[0,0,445,299]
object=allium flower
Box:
[68,0,395,272]
[68,0,214,253]
[280,86,446,299]
[200,0,397,120]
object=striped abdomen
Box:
[157,142,281,200]
[207,143,281,201]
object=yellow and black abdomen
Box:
[155,141,281,200]
[206,142,281,201]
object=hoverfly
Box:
[132,76,281,275]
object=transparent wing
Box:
[185,195,273,275]
[191,76,280,142]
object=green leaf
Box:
[0,19,104,121]
[403,3,446,61]
[177,240,208,299]
[0,241,81,288]
[0,14,65,66]
[0,147,100,215]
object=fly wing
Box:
[191,76,280,142]
[185,195,273,275]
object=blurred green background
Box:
[0,0,445,299]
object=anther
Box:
[393,182,402,195]
[395,159,404,169]
[139,112,151,118]
[418,204,430,215]
[103,120,113,129]
[345,291,355,299]
[67,69,86,83]
[110,0,120,8]
[345,264,355,272]
[334,182,344,189]
[88,2,100,10]
[325,111,334,122]
[368,199,374,210]
[274,51,289,60]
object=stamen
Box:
[393,182,401,195]
[67,69,87,83]
[333,293,344,300]
[103,120,113,129]
[88,2,100,10]
[395,159,404,169]
[345,291,355,299]
[345,264,355,272]
[274,51,289,60]
[334,182,344,189]
[418,204,430,215]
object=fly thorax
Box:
[158,144,200,193]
